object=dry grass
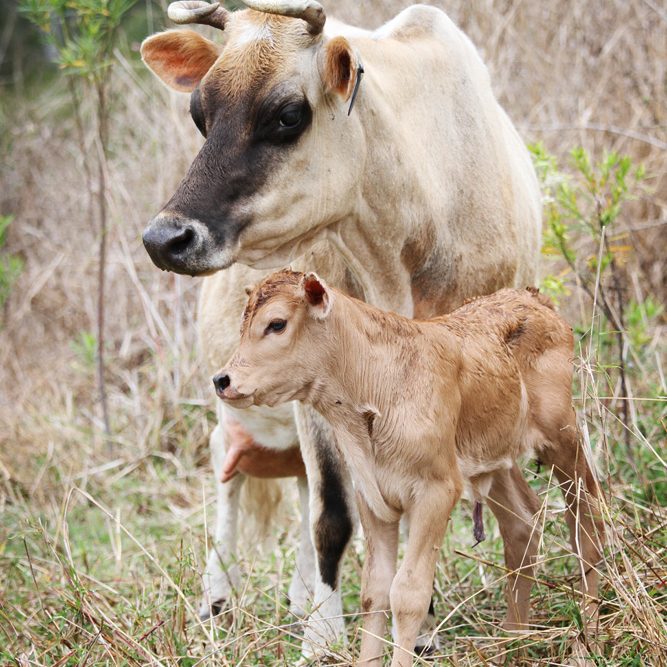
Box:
[0,1,665,665]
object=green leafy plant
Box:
[531,143,650,460]
[0,215,24,313]
[22,0,138,434]
[70,330,98,368]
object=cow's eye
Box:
[255,96,311,144]
[279,105,303,128]
[265,319,287,335]
[190,88,207,138]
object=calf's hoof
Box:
[413,606,441,657]
[567,637,596,667]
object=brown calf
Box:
[214,270,604,667]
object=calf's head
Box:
[141,0,365,275]
[214,270,333,407]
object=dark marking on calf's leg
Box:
[313,425,353,590]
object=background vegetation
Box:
[0,0,664,664]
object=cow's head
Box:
[213,269,334,407]
[141,0,365,275]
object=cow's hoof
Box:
[414,642,437,658]
[288,600,308,620]
[198,599,225,622]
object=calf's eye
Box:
[265,319,287,335]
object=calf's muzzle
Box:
[213,372,248,402]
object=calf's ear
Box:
[141,30,220,93]
[322,36,360,102]
[303,273,333,319]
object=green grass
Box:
[2,424,665,666]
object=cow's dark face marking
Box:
[157,81,313,262]
[190,74,312,144]
[144,73,314,274]
[250,83,312,145]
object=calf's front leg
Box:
[357,494,399,666]
[390,478,460,667]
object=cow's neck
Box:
[314,108,446,318]
[321,207,415,317]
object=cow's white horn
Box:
[167,1,228,30]
[241,0,325,35]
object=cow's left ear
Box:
[303,273,333,319]
[141,29,220,93]
[322,36,360,102]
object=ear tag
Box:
[347,62,365,116]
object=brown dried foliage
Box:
[0,1,664,663]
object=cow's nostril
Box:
[142,220,200,269]
[213,374,231,393]
[166,225,195,255]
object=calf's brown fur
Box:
[215,270,604,667]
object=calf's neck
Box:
[215,270,604,667]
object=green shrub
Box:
[0,215,23,312]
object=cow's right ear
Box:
[141,30,220,93]
[322,36,360,102]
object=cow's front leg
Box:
[199,410,245,620]
[288,476,316,618]
[294,405,355,659]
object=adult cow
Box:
[141,0,541,657]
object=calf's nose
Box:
[213,373,231,398]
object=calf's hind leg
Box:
[487,463,542,631]
[538,427,604,627]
